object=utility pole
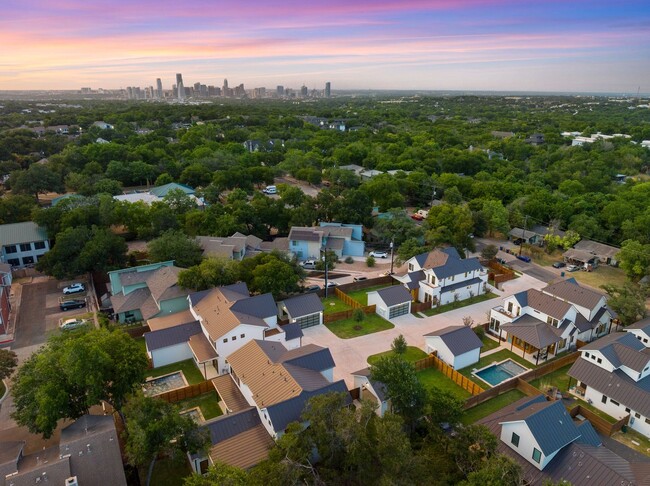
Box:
[390,238,395,275]
[322,249,329,298]
[519,215,528,257]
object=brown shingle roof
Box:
[193,288,263,341]
[208,423,274,469]
[526,289,573,320]
[423,249,449,269]
[147,309,196,331]
[146,266,187,302]
[110,287,151,314]
[211,375,251,413]
[542,279,604,311]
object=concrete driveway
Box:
[302,272,547,387]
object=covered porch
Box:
[211,374,251,415]
[499,315,568,365]
[189,333,219,380]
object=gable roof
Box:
[501,399,581,456]
[145,266,188,302]
[568,358,650,418]
[425,325,483,356]
[412,247,483,279]
[524,289,573,320]
[542,279,604,310]
[149,182,195,197]
[375,285,412,307]
[144,321,202,351]
[627,317,650,336]
[282,293,324,319]
[574,240,620,260]
[0,221,48,246]
[280,322,304,341]
[581,332,650,372]
[230,292,277,319]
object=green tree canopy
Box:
[178,257,240,291]
[148,229,204,268]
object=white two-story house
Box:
[144,282,302,379]
[568,323,650,438]
[488,279,615,364]
[394,247,487,305]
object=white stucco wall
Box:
[215,324,266,373]
[368,292,389,319]
[454,349,481,370]
[500,422,547,470]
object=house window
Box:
[511,432,520,447]
[625,408,631,413]
[490,318,501,333]
[450,275,454,281]
[4,245,16,254]
[507,302,513,313]
[546,316,558,327]
[644,338,648,344]
[597,358,602,364]
[223,338,228,343]
[646,418,650,425]
[232,336,237,341]
[635,413,641,419]
[610,399,619,406]
[591,355,597,361]
[465,271,469,277]
[559,338,567,350]
[602,395,608,404]
[585,352,590,358]
[240,334,245,339]
[408,263,414,272]
[34,241,46,250]
[19,243,31,252]
[7,258,19,266]
[291,240,298,246]
[532,448,541,464]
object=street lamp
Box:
[390,238,395,275]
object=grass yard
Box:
[325,314,394,339]
[322,296,354,314]
[134,336,147,356]
[460,349,532,387]
[461,389,526,425]
[481,335,501,352]
[146,359,205,385]
[346,285,391,306]
[423,292,499,317]
[176,391,223,421]
[568,265,627,290]
[529,364,573,393]
[612,428,650,457]
[367,346,428,365]
[417,368,472,400]
[146,456,192,486]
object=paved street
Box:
[303,272,548,387]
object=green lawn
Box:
[461,389,526,425]
[176,391,223,421]
[346,285,391,306]
[417,368,472,400]
[134,336,147,356]
[612,428,650,457]
[459,349,532,388]
[146,456,193,486]
[322,296,354,314]
[481,335,501,352]
[529,364,573,393]
[367,346,428,365]
[325,314,394,339]
[423,292,499,317]
[146,359,205,385]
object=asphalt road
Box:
[508,260,558,283]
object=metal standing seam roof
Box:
[627,317,650,336]
[188,333,218,362]
[147,309,196,331]
[149,182,195,197]
[374,285,412,307]
[282,293,324,319]
[500,315,563,349]
[230,293,278,319]
[524,289,573,320]
[144,321,202,351]
[568,358,650,418]
[542,279,604,311]
[211,375,251,413]
[0,221,48,246]
[280,322,304,341]
[500,400,582,456]
[424,325,483,356]
[288,227,322,242]
[440,276,484,294]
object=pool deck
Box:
[472,359,529,387]
[143,371,188,396]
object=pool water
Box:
[474,359,528,386]
[143,371,187,396]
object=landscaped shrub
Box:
[366,255,375,267]
[345,256,354,264]
[353,308,365,322]
[474,326,486,340]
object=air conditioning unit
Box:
[65,477,79,486]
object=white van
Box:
[263,185,277,195]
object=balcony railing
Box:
[492,305,516,319]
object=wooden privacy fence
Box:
[337,275,394,293]
[334,287,363,308]
[411,301,433,313]
[155,380,213,403]
[323,305,376,324]
[568,405,628,437]
[518,352,579,382]
[422,355,485,396]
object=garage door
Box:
[389,303,410,319]
[296,313,321,329]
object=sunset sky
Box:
[2,0,649,93]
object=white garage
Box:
[368,285,412,320]
[424,325,483,370]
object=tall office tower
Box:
[176,73,185,100]
[325,82,331,98]
[276,85,284,96]
[223,78,228,90]
[149,86,154,99]
[156,78,163,98]
[300,85,308,97]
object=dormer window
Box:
[546,316,559,327]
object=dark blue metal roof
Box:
[144,321,201,351]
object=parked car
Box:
[63,282,86,295]
[304,284,321,293]
[59,298,87,311]
[410,213,424,221]
[516,255,531,263]
[496,257,508,265]
[566,264,580,272]
[369,251,388,258]
[353,276,368,282]
[262,185,277,195]
[60,318,88,331]
[300,259,317,270]
[552,261,566,269]
[325,281,338,288]
[381,270,395,276]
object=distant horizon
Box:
[2,0,649,93]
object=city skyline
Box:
[1,0,649,93]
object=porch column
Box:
[499,328,503,342]
[535,350,540,366]
[203,362,206,379]
[510,339,514,352]
[522,344,526,357]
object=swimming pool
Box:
[143,371,188,396]
[473,359,528,386]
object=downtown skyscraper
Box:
[176,73,185,100]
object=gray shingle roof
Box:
[282,293,324,319]
[375,285,412,307]
[542,279,604,310]
[568,358,650,418]
[230,293,277,319]
[574,239,620,260]
[289,227,321,242]
[424,325,482,356]
[265,380,349,431]
[144,321,202,351]
[501,400,581,456]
